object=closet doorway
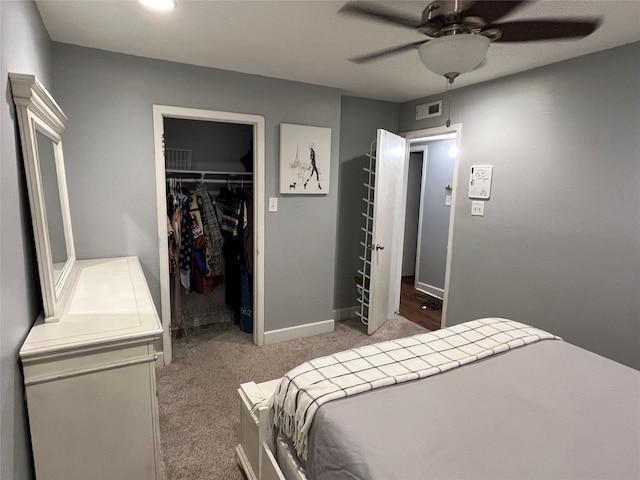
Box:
[153,106,265,366]
[400,124,461,330]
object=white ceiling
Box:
[36,0,640,103]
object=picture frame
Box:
[279,123,331,194]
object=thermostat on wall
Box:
[416,100,442,120]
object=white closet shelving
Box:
[356,144,376,326]
[166,168,253,185]
[165,148,253,184]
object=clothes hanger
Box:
[168,177,180,208]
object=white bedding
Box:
[269,317,560,461]
[306,339,640,479]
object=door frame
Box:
[408,144,433,294]
[402,123,462,328]
[153,105,266,365]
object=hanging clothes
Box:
[167,216,175,274]
[178,194,193,291]
[239,267,253,333]
[239,188,253,332]
[188,192,204,242]
[167,215,183,335]
[220,189,244,313]
[196,182,225,280]
[189,193,212,284]
[220,192,242,238]
[244,189,254,276]
[166,177,253,333]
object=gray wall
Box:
[335,96,399,310]
[52,43,341,332]
[0,1,52,478]
[417,139,455,290]
[402,152,423,277]
[400,42,640,370]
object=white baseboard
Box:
[263,319,335,345]
[333,306,359,321]
[415,282,444,300]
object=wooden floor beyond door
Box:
[399,276,442,331]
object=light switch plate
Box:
[445,195,451,206]
[471,201,484,216]
[268,197,278,212]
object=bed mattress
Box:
[299,339,640,480]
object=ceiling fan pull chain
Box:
[446,78,453,128]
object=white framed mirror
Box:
[10,73,75,322]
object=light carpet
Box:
[157,316,427,480]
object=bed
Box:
[237,318,640,480]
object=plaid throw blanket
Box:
[269,318,560,461]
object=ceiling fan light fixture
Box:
[418,34,490,78]
[139,0,176,11]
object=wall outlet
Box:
[471,201,485,216]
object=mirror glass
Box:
[36,130,68,284]
[10,73,75,322]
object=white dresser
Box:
[20,256,163,480]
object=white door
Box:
[367,129,408,334]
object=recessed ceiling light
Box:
[139,0,176,11]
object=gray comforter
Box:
[304,340,640,480]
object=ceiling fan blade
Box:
[461,1,528,24]
[348,40,428,64]
[490,19,601,42]
[339,1,422,29]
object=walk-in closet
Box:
[164,118,254,341]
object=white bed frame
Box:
[237,380,287,480]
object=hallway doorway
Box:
[399,124,461,331]
[399,276,442,330]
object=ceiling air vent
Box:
[416,100,442,120]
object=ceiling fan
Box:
[340,0,601,82]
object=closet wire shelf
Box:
[165,148,192,170]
